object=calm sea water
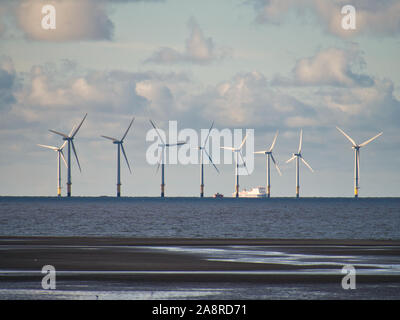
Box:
[1,197,399,239]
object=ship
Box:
[233,187,267,198]
[213,193,224,198]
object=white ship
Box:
[233,187,267,198]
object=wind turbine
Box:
[149,120,187,198]
[336,127,382,198]
[101,117,134,197]
[37,141,68,197]
[286,130,314,198]
[254,131,282,198]
[49,113,87,197]
[221,135,249,198]
[193,121,219,198]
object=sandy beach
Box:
[1,237,400,285]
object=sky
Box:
[0,0,399,197]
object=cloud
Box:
[0,56,17,112]
[317,78,400,120]
[145,17,231,65]
[272,47,374,87]
[1,0,163,41]
[5,60,192,128]
[3,52,400,145]
[248,0,400,37]
[188,71,317,127]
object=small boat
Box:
[213,193,224,198]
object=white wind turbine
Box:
[336,127,382,198]
[149,119,187,197]
[221,135,249,198]
[193,121,219,198]
[254,131,282,198]
[37,141,68,197]
[49,113,87,197]
[101,117,134,197]
[286,130,314,198]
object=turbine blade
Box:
[301,157,314,173]
[286,155,296,163]
[239,134,248,150]
[68,125,76,137]
[254,151,267,154]
[202,121,214,148]
[270,154,282,176]
[60,141,68,150]
[298,129,303,153]
[37,144,58,151]
[49,130,69,139]
[149,119,166,145]
[71,113,88,138]
[239,152,250,175]
[101,135,118,142]
[71,141,81,172]
[121,117,135,142]
[269,130,279,152]
[336,127,357,147]
[220,147,236,151]
[60,150,68,169]
[204,149,219,174]
[359,132,383,147]
[156,148,163,174]
[121,144,132,174]
[357,148,360,180]
[167,141,187,147]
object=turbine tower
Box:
[101,117,134,197]
[194,121,219,198]
[254,131,282,198]
[149,120,187,198]
[286,130,314,198]
[49,113,87,197]
[336,127,382,198]
[221,135,249,198]
[37,141,68,197]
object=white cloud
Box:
[145,17,231,65]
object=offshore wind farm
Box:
[35,117,383,199]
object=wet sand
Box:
[1,236,400,284]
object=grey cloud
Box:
[0,57,17,112]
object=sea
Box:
[1,197,399,239]
[1,197,400,300]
